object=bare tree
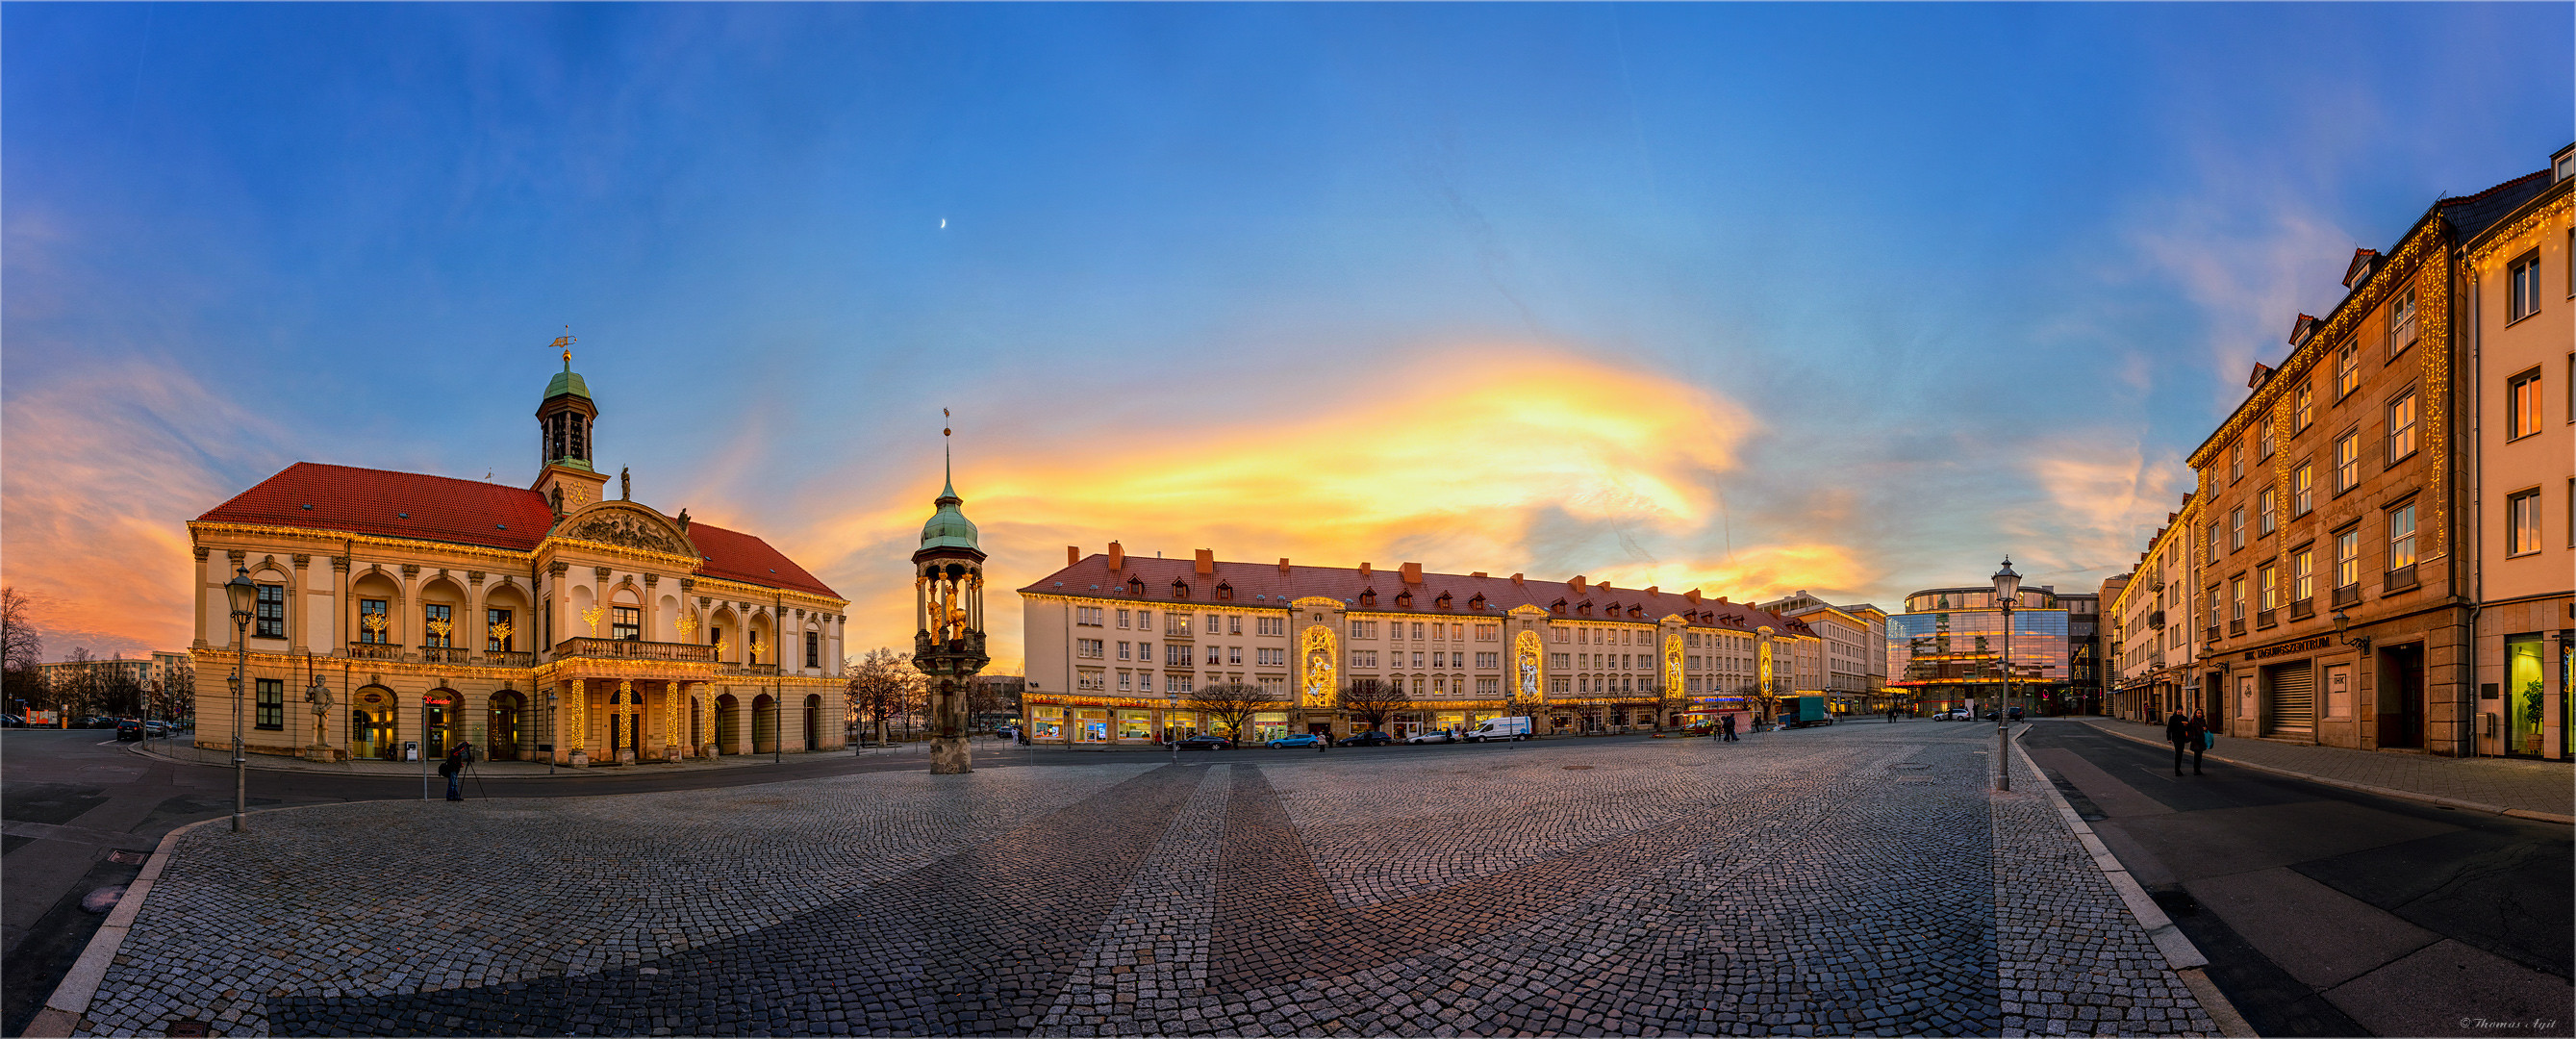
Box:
[54,646,101,721]
[1,587,42,716]
[845,646,921,745]
[1337,678,1412,733]
[1185,681,1282,743]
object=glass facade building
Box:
[1886,586,2072,711]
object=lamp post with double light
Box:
[223,567,257,831]
[1992,557,2021,792]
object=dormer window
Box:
[1215,581,1234,601]
[1359,588,1377,606]
[1170,579,1191,599]
[1435,592,1452,609]
[1551,598,1568,616]
[1468,593,1486,610]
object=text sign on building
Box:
[2243,636,2330,662]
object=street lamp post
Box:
[1992,557,2021,793]
[223,567,257,832]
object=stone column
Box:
[930,676,971,773]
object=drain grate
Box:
[108,849,150,866]
[166,1020,210,1037]
[1561,765,1594,771]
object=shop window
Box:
[2506,634,2545,755]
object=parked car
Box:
[1174,734,1234,750]
[0,714,22,727]
[1404,730,1457,745]
[1337,730,1394,748]
[2008,706,2025,722]
[144,720,170,737]
[1465,716,1534,742]
[1267,734,1326,748]
[115,719,147,742]
[82,716,119,729]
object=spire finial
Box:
[941,408,956,499]
[552,327,576,372]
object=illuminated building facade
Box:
[1753,592,1888,712]
[2109,494,2202,723]
[187,350,850,765]
[1884,585,2070,716]
[1018,545,1818,746]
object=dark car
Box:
[83,716,118,729]
[1174,734,1233,750]
[2008,706,2025,722]
[1336,730,1394,747]
[115,719,147,742]
[0,714,21,727]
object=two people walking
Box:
[2166,710,2210,775]
[1719,714,1740,742]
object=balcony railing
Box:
[347,642,404,661]
[2384,566,2417,593]
[2255,609,2276,629]
[420,646,471,665]
[551,637,718,664]
[485,650,535,669]
[2229,619,2247,637]
[2332,583,2361,608]
[720,662,780,677]
[2287,599,2315,621]
[2147,610,2165,629]
[2205,625,2221,645]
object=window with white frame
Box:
[2506,488,2542,556]
[2388,502,2418,571]
[2336,431,2360,492]
[2260,488,2277,536]
[2507,251,2540,322]
[2388,285,2417,354]
[2295,381,2313,432]
[2294,463,2313,516]
[2387,393,2418,462]
[2336,527,2361,590]
[1076,639,1103,659]
[2336,341,2360,398]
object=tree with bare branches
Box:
[1185,681,1281,743]
[1,587,42,715]
[846,646,922,745]
[1337,678,1412,734]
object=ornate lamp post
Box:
[912,415,989,774]
[223,566,257,831]
[1992,557,2020,792]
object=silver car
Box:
[1403,731,1458,745]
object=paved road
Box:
[2022,720,2574,1038]
[61,722,2217,1037]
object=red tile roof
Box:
[1018,554,1812,636]
[194,462,838,599]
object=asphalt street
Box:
[0,726,1654,1036]
[2022,720,2574,1038]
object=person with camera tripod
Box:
[440,744,468,801]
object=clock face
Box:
[568,486,591,508]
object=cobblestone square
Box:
[74,724,2215,1036]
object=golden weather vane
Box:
[551,326,576,369]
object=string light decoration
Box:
[1300,625,1338,707]
[582,604,607,636]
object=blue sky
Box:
[5,2,2568,663]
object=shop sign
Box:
[423,691,452,706]
[2244,636,2330,662]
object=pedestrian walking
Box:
[2185,711,2210,774]
[440,745,467,801]
[1886,706,1898,723]
[1317,730,1329,753]
[2164,709,2192,775]
[1720,714,1738,742]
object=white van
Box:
[1465,716,1534,742]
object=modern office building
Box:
[187,351,850,764]
[1884,584,2071,717]
[1019,545,1820,746]
[2061,592,2103,717]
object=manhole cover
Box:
[166,1020,210,1037]
[1562,766,1594,771]
[80,885,126,913]
[108,849,150,865]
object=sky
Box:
[4,3,2568,670]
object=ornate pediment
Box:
[558,502,695,557]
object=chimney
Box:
[1278,557,1292,575]
[1068,545,1080,567]
[1715,596,1729,605]
[1401,562,1423,585]
[1598,580,1613,592]
[1570,575,1587,594]
[1510,573,1524,585]
[1470,571,1488,578]
[1107,542,1124,570]
[1684,589,1702,604]
[1195,548,1215,575]
[1359,562,1372,580]
[1643,586,1657,596]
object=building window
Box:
[805,631,821,669]
[1117,641,1130,660]
[2293,463,2314,517]
[2293,547,2314,602]
[2230,577,2245,621]
[2294,381,2313,432]
[2208,522,2222,561]
[2387,393,2417,463]
[1076,639,1103,659]
[2230,507,2245,551]
[1204,645,1221,666]
[2259,565,2278,612]
[2507,252,2541,322]
[1141,643,1156,663]
[255,583,285,639]
[611,606,641,641]
[487,608,514,651]
[1118,672,1132,692]
[2260,488,2277,536]
[423,603,452,646]
[1116,609,1130,628]
[2507,367,2543,440]
[1076,606,1102,626]
[2388,286,2417,356]
[2229,439,2244,483]
[2388,502,2418,570]
[2336,431,2360,493]
[1228,615,1243,635]
[255,678,284,730]
[2336,340,2360,398]
[2259,413,2275,459]
[2507,488,2543,556]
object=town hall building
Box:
[187,346,849,764]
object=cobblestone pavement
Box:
[2072,717,2573,818]
[76,723,2216,1036]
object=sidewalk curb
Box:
[2070,720,2575,826]
[119,739,800,780]
[2009,733,2256,1038]
[25,811,227,1038]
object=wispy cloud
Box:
[1,361,294,659]
[2009,435,2191,592]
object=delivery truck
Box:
[1783,696,1834,728]
[1465,716,1534,742]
